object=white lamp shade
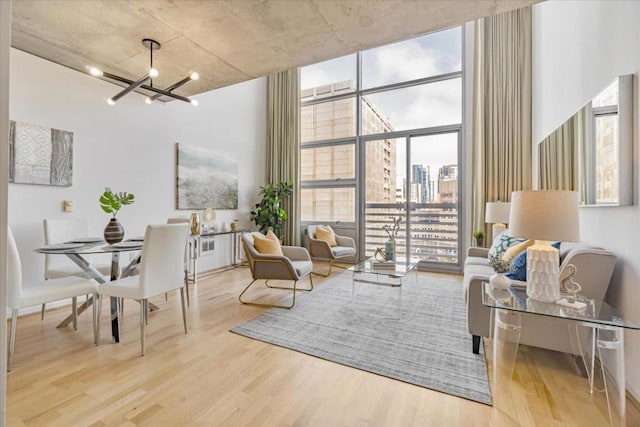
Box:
[509,191,579,242]
[485,201,511,224]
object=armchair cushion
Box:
[331,246,357,258]
[316,225,337,247]
[290,260,313,277]
[254,231,283,255]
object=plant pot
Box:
[489,273,511,290]
[476,237,484,247]
[104,218,124,244]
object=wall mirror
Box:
[538,75,633,206]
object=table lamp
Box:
[485,201,511,239]
[508,191,579,302]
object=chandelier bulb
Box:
[145,97,153,105]
[149,68,159,78]
[190,99,199,106]
[106,98,115,106]
[190,72,200,81]
[89,67,103,77]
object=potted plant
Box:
[250,181,293,237]
[488,254,512,290]
[99,187,135,244]
[473,230,485,247]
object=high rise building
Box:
[300,81,396,221]
[412,164,432,203]
[437,164,458,203]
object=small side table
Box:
[482,283,639,426]
[188,229,247,282]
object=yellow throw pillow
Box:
[316,225,337,247]
[254,232,283,255]
[502,239,534,262]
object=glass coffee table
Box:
[349,258,419,303]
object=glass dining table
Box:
[35,238,143,343]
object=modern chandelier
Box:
[88,38,200,106]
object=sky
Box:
[301,27,462,183]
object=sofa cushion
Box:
[502,239,534,262]
[506,241,561,281]
[465,256,489,268]
[488,231,526,259]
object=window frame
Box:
[300,26,466,260]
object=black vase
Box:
[104,218,124,244]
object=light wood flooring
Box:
[6,265,640,426]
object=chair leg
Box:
[40,304,46,320]
[312,261,332,277]
[72,297,78,331]
[140,299,146,356]
[239,279,299,309]
[266,278,312,292]
[96,294,103,346]
[8,309,18,372]
[116,298,122,341]
[144,300,148,326]
[180,288,188,334]
[92,294,98,345]
[184,270,191,307]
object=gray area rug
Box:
[230,272,492,405]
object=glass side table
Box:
[482,283,640,426]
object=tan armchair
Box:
[240,232,313,309]
[306,225,357,276]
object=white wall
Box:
[9,48,266,286]
[532,0,640,398]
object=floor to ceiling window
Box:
[301,26,463,270]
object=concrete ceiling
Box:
[11,0,539,99]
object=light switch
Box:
[63,200,74,212]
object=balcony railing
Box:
[365,202,459,266]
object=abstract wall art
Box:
[176,143,238,209]
[9,120,73,186]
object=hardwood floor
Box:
[6,266,639,426]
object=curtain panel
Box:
[266,69,301,246]
[472,6,532,244]
[538,107,587,204]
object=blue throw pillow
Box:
[506,241,561,281]
[488,231,526,259]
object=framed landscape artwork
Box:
[176,143,238,209]
[9,120,73,186]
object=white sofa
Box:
[464,243,617,354]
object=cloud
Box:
[301,27,463,180]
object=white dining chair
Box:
[167,217,192,305]
[96,224,189,356]
[7,228,98,371]
[42,218,111,319]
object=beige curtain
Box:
[538,109,582,191]
[472,6,532,244]
[266,69,301,246]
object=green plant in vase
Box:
[473,230,485,247]
[99,187,135,244]
[250,181,293,237]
